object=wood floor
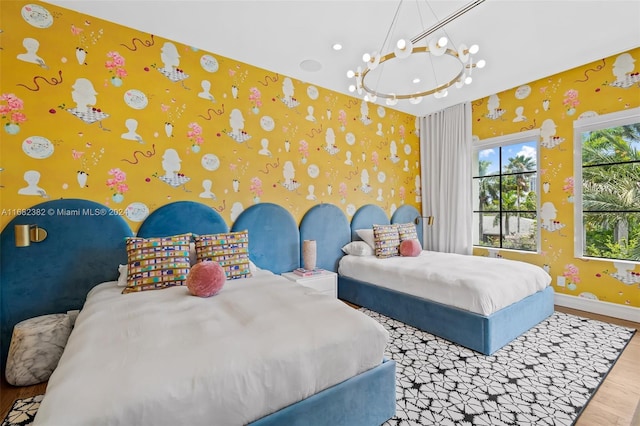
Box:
[1,306,638,425]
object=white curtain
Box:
[419,102,473,255]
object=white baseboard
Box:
[554,293,640,324]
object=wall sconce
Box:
[414,216,435,226]
[15,224,48,247]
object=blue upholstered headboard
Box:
[137,201,229,237]
[350,204,389,241]
[391,205,423,244]
[0,199,133,371]
[231,203,300,274]
[349,204,424,245]
[299,204,350,272]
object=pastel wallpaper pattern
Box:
[472,47,640,310]
[0,1,421,233]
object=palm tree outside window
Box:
[472,130,540,252]
[574,108,640,261]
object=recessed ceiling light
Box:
[300,59,322,72]
[332,43,343,51]
[413,78,421,84]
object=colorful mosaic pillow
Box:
[123,233,192,294]
[194,230,251,280]
[372,224,400,258]
[396,222,418,241]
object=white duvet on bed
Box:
[34,270,388,426]
[339,251,551,316]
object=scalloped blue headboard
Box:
[350,204,389,241]
[137,201,228,237]
[231,203,300,274]
[0,199,133,370]
[391,205,423,244]
[299,204,350,272]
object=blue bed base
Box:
[1,199,395,425]
[251,358,396,426]
[339,275,554,355]
[339,203,555,356]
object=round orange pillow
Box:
[185,261,226,297]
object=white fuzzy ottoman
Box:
[5,314,72,386]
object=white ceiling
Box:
[44,0,640,117]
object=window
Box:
[574,107,640,262]
[472,130,540,252]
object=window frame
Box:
[472,129,541,253]
[573,107,640,263]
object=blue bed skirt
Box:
[338,275,555,355]
[251,358,396,426]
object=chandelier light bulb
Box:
[465,76,473,85]
[362,52,371,63]
[476,59,486,68]
[348,84,356,92]
[408,96,423,105]
[455,78,465,89]
[438,36,448,48]
[386,95,398,106]
[469,44,479,54]
[394,38,413,59]
[364,93,378,102]
[434,89,448,99]
[367,52,381,70]
[428,37,447,57]
[347,70,355,78]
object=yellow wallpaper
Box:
[472,47,640,309]
[0,1,421,231]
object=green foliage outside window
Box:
[581,123,640,261]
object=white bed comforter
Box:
[339,251,551,316]
[34,270,388,426]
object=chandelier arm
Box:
[410,0,486,44]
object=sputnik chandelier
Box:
[347,0,487,106]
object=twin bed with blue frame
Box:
[298,203,554,356]
[1,199,395,426]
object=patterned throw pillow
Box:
[194,230,251,280]
[123,233,192,294]
[396,222,418,241]
[372,224,400,258]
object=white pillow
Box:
[117,264,128,287]
[342,241,374,256]
[355,228,375,249]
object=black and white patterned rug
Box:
[362,309,636,426]
[2,311,635,426]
